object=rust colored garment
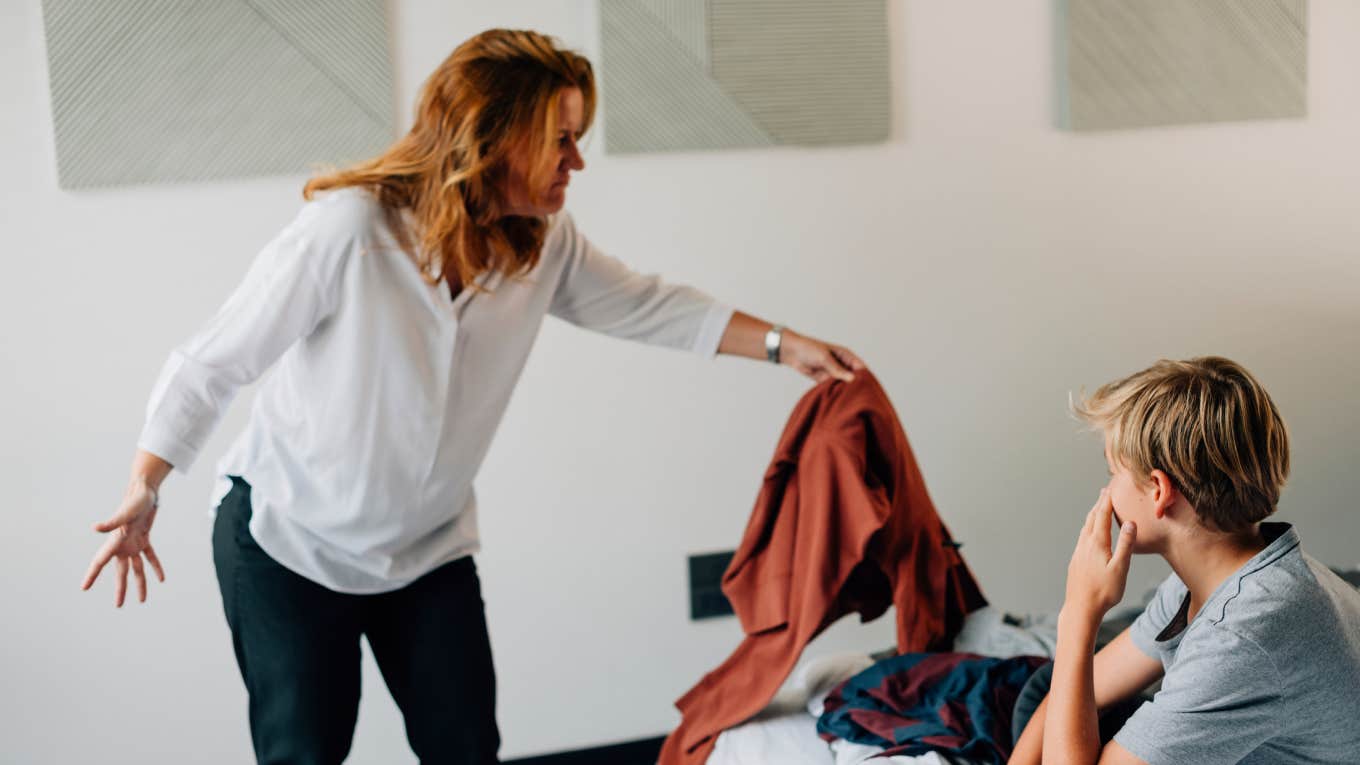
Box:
[658,371,987,765]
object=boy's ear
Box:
[1148,469,1178,517]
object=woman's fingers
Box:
[114,556,129,608]
[144,545,166,583]
[130,555,147,603]
[813,347,854,382]
[81,536,118,590]
[828,358,855,382]
[832,346,866,371]
[787,334,859,383]
[84,517,164,602]
[93,502,140,534]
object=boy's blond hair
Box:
[1072,357,1289,533]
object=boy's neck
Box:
[1163,524,1269,622]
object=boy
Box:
[1010,356,1360,764]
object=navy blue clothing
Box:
[817,652,1049,764]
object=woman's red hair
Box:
[305,29,595,288]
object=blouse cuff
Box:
[692,303,736,359]
[136,423,200,473]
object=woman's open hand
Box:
[81,478,166,606]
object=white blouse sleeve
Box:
[137,206,347,471]
[547,213,734,357]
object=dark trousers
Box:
[213,477,500,765]
[1010,662,1145,747]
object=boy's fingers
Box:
[1082,494,1102,536]
[1094,490,1116,553]
[1112,521,1137,573]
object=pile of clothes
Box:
[818,651,1050,764]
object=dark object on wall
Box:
[689,550,735,620]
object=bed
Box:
[706,604,1064,765]
[707,649,969,765]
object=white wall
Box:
[3,1,1358,761]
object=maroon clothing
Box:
[659,371,986,765]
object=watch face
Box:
[765,328,781,362]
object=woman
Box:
[81,29,863,764]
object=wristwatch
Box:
[764,324,785,364]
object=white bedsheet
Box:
[831,738,962,765]
[708,711,963,765]
[705,604,1063,765]
[708,711,832,765]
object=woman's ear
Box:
[1147,469,1177,518]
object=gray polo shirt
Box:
[1114,523,1360,764]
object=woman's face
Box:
[499,87,586,218]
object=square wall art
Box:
[1058,0,1307,131]
[41,0,394,189]
[600,0,891,154]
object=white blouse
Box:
[139,187,733,592]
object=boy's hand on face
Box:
[1063,488,1137,623]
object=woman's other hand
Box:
[781,330,865,383]
[82,453,171,606]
